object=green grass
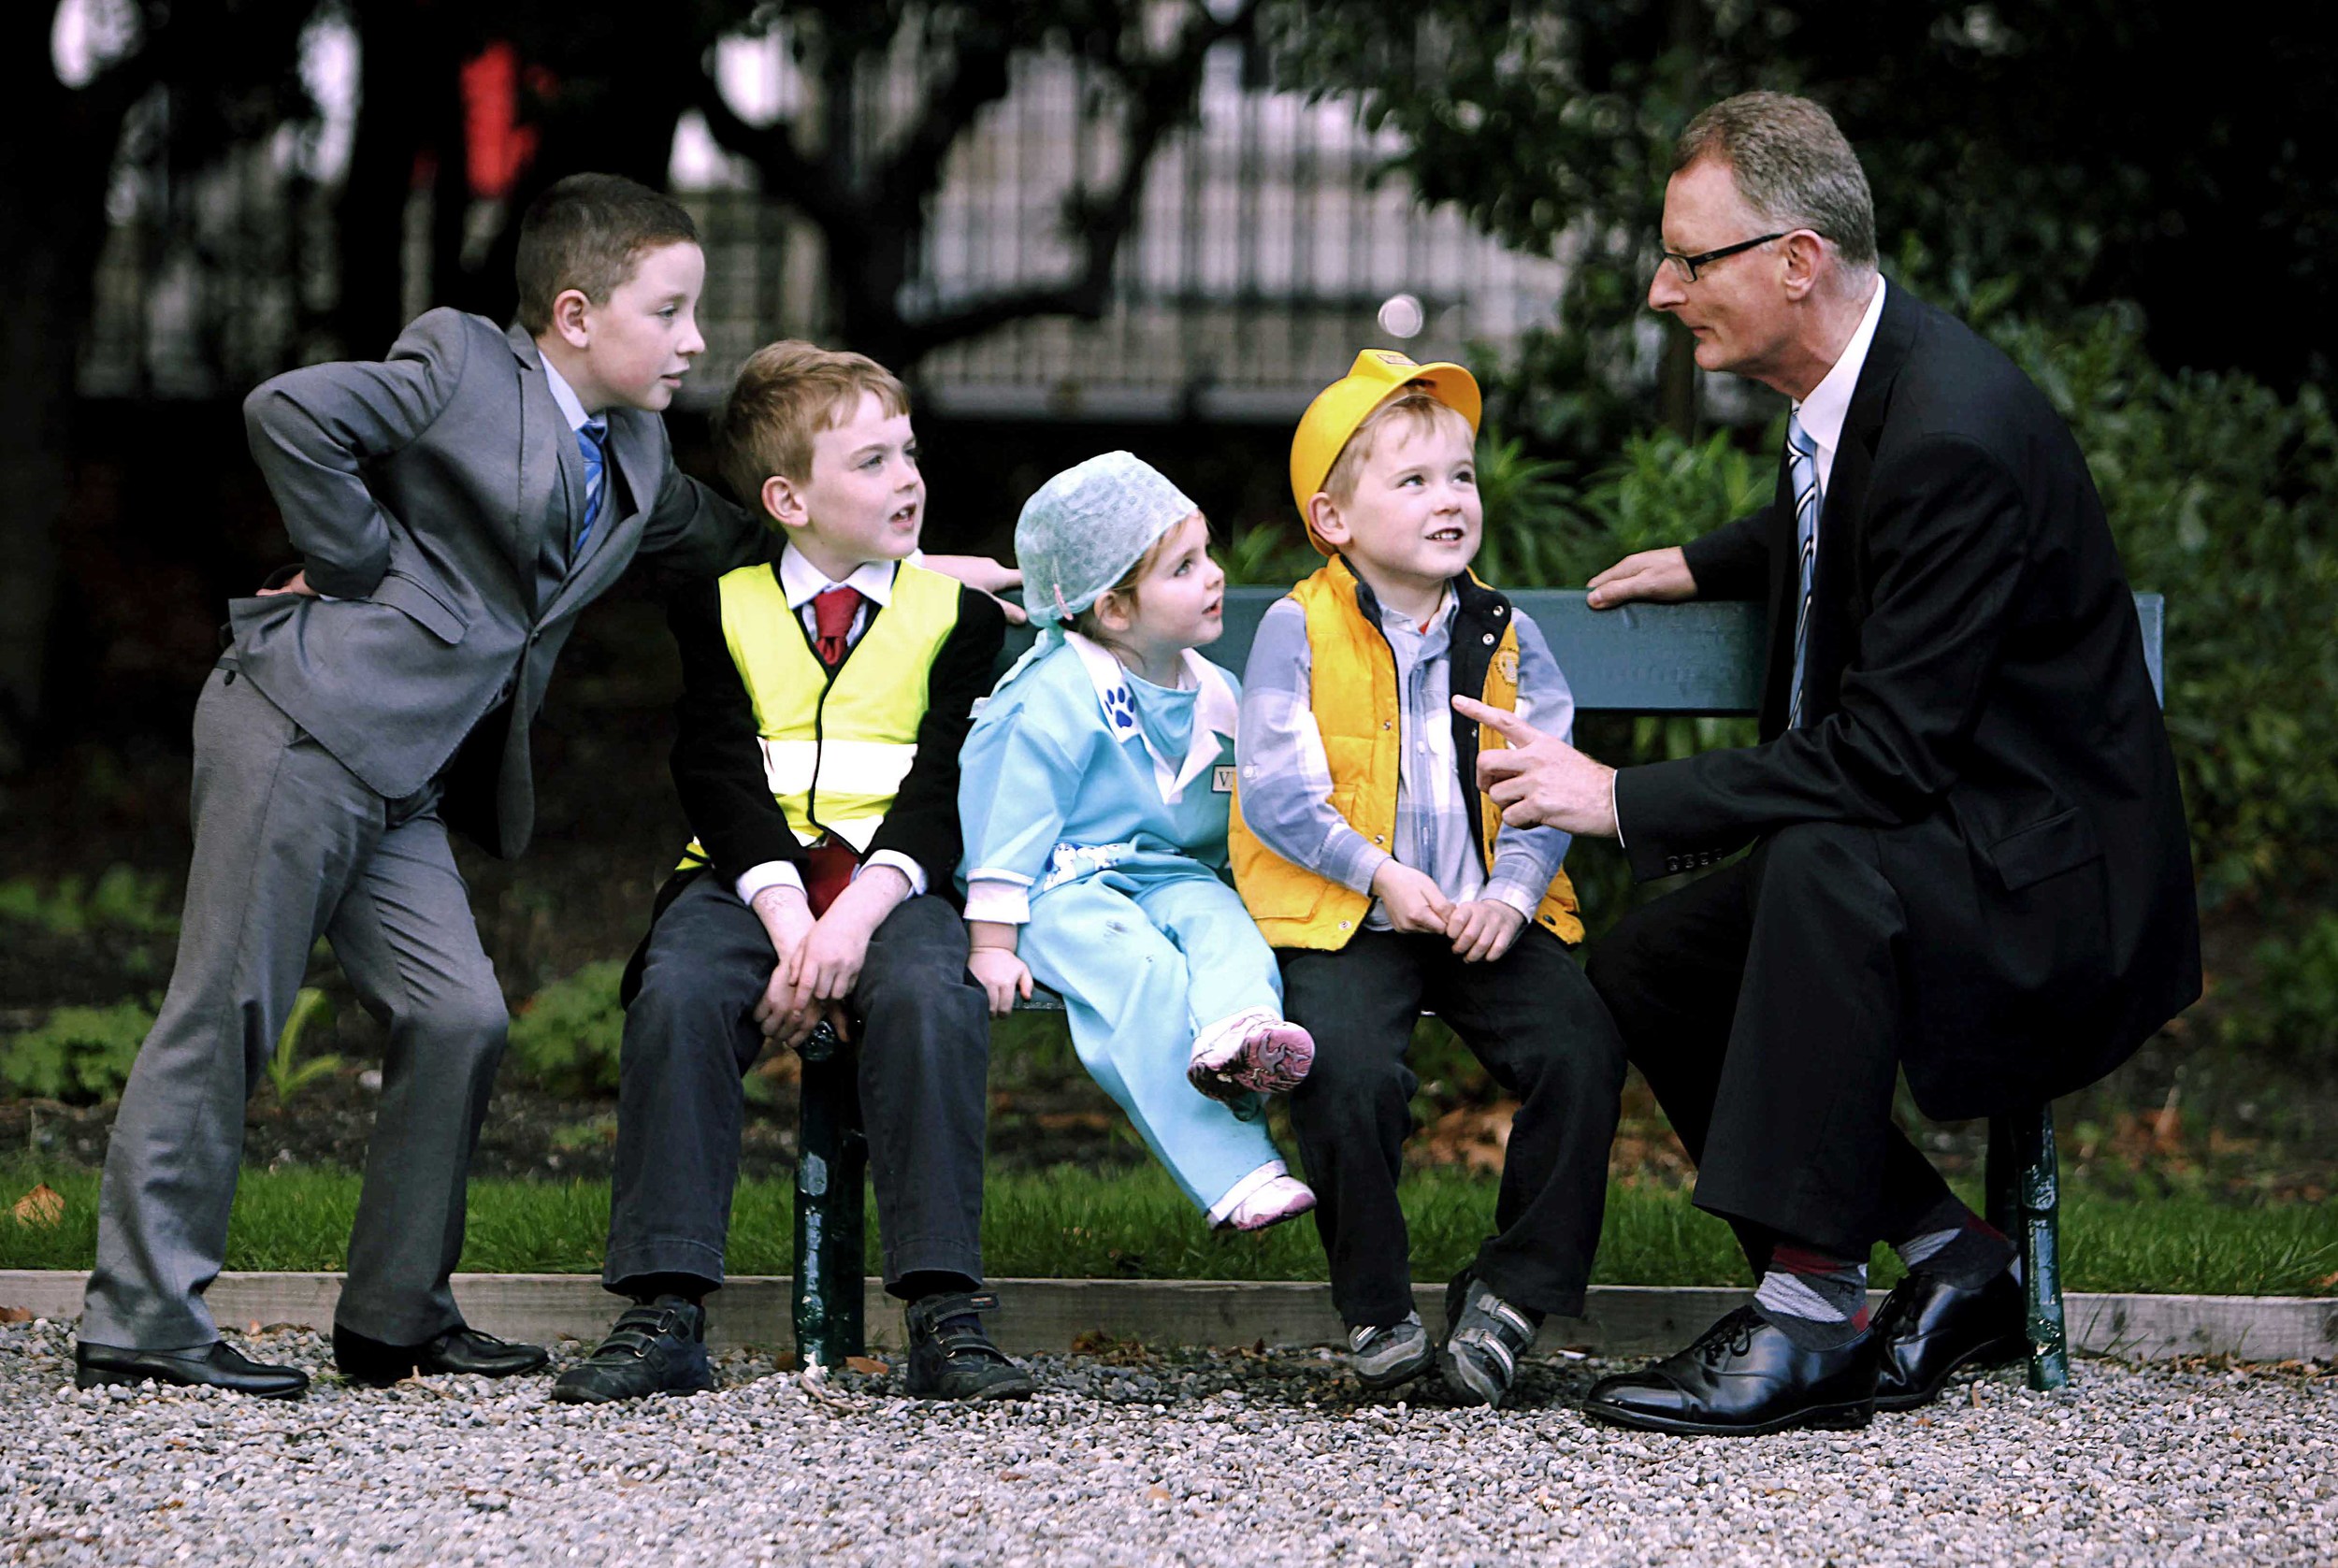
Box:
[4,1160,2332,1295]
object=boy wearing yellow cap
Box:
[1230,350,1627,1406]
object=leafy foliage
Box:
[0,1001,154,1102]
[263,986,341,1104]
[504,960,628,1097]
[0,866,178,937]
[1993,307,2338,913]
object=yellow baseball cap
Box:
[1290,348,1482,550]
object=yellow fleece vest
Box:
[681,560,960,866]
[1230,559,1583,950]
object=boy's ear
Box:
[1306,492,1350,548]
[549,288,594,349]
[761,474,811,531]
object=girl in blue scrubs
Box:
[960,454,1315,1230]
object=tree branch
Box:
[691,63,861,238]
[892,0,1259,363]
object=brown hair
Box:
[1673,92,1877,268]
[713,340,912,515]
[1320,389,1475,506]
[513,173,700,335]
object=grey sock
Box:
[1752,1244,1870,1351]
[1895,1195,2017,1289]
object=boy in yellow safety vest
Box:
[553,342,1032,1405]
[1229,350,1629,1407]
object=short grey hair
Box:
[1675,92,1877,269]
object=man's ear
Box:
[550,288,595,349]
[761,474,810,531]
[1307,492,1350,548]
[1778,232,1828,303]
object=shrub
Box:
[1993,306,2338,913]
[2224,912,2338,1068]
[0,1001,155,1101]
[505,961,627,1097]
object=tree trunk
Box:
[0,5,153,771]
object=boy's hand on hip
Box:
[1448,899,1525,963]
[1453,697,1619,837]
[967,946,1032,1016]
[1585,546,1696,609]
[257,570,318,597]
[1370,860,1455,935]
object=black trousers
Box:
[603,874,990,1296]
[1584,822,1958,1266]
[1279,924,1627,1329]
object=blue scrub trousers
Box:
[1019,864,1287,1213]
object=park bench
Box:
[790,587,2170,1395]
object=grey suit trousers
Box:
[80,660,508,1349]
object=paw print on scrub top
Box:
[1101,682,1139,736]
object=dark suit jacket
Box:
[237,311,763,858]
[1614,286,2201,1118]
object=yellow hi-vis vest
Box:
[1229,557,1583,951]
[680,559,961,867]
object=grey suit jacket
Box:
[237,309,761,858]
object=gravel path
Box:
[4,1316,2330,1565]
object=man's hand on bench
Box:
[1456,697,1620,839]
[1585,546,1696,609]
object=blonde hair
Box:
[1319,389,1475,506]
[714,341,910,512]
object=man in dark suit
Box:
[1456,93,2198,1436]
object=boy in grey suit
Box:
[74,175,767,1397]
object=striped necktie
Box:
[574,419,608,554]
[1785,411,1823,728]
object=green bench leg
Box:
[792,1021,867,1370]
[1984,1104,2070,1391]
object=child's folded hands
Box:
[1446,899,1525,964]
[1369,860,1453,936]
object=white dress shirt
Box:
[1611,275,1887,850]
[733,543,930,907]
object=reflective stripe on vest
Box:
[681,560,960,867]
[1229,556,1581,951]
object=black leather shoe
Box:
[903,1291,1035,1402]
[549,1298,715,1405]
[75,1339,309,1400]
[1582,1306,1878,1437]
[1872,1267,2026,1411]
[333,1323,550,1387]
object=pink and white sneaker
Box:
[1188,1010,1316,1103]
[1222,1176,1318,1232]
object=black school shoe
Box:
[548,1298,715,1404]
[902,1291,1035,1402]
[76,1339,309,1400]
[334,1323,550,1387]
[1872,1267,2027,1411]
[1581,1306,1879,1437]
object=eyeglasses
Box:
[1660,232,1790,283]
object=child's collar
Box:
[1063,631,1236,804]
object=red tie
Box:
[812,586,862,668]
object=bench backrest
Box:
[1001,590,2169,713]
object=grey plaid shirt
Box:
[1236,588,1575,928]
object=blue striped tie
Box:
[575,419,608,554]
[1785,412,1823,728]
